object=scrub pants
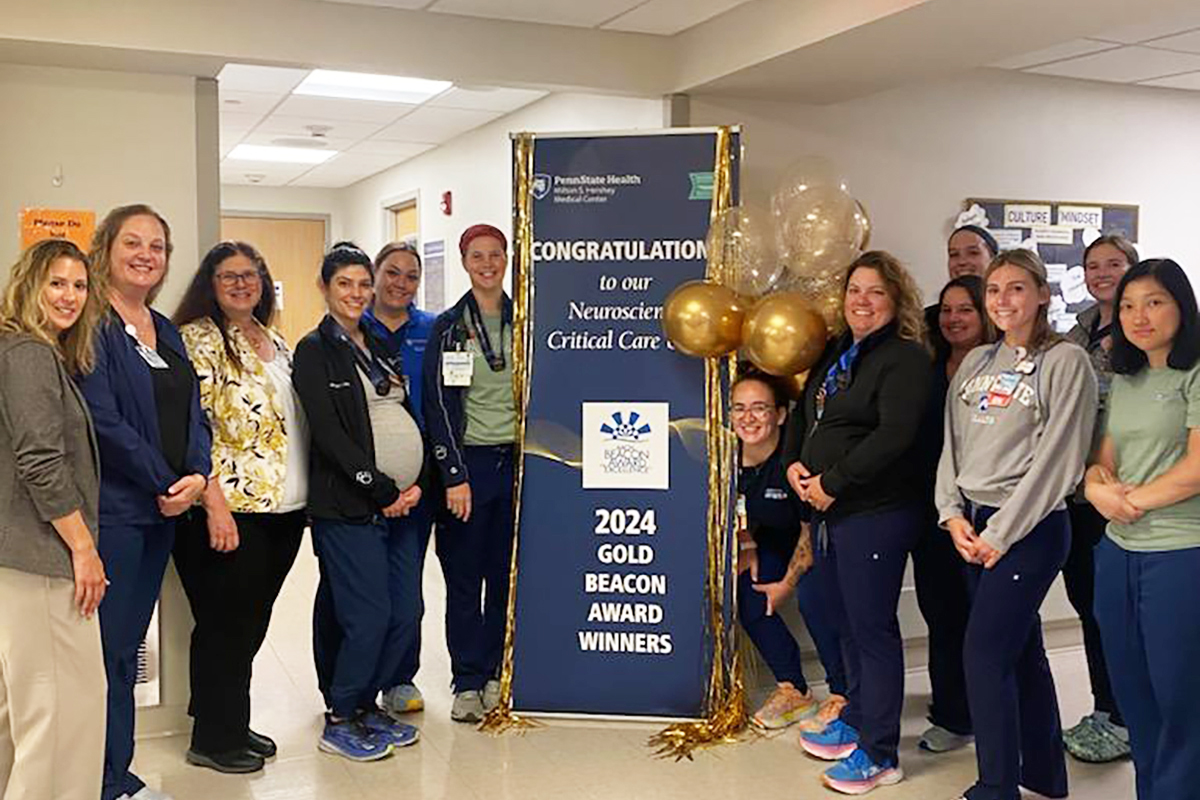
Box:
[961,506,1070,800]
[820,505,921,767]
[1094,537,1200,800]
[1064,498,1122,725]
[737,545,845,695]
[98,521,174,800]
[435,445,515,693]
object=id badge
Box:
[986,371,1020,409]
[442,351,473,387]
[135,342,169,370]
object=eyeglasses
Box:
[731,402,774,419]
[215,271,262,287]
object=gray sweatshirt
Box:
[935,339,1097,553]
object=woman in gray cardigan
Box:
[0,238,108,800]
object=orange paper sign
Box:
[20,208,96,252]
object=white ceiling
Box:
[990,10,1200,90]
[218,64,547,188]
[315,0,757,35]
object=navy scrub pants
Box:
[1094,537,1200,800]
[98,521,175,800]
[312,515,418,718]
[385,498,433,690]
[1064,498,1122,725]
[737,545,846,695]
[820,505,921,767]
[435,445,515,693]
[911,513,973,736]
[962,506,1070,800]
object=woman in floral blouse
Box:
[170,241,309,774]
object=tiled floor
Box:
[130,543,1137,800]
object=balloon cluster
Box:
[662,156,871,375]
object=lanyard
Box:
[464,293,507,372]
[322,316,399,397]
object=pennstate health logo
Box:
[582,403,669,490]
[532,173,552,200]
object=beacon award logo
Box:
[582,403,669,489]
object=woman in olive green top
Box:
[0,239,107,800]
[1085,258,1200,800]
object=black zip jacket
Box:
[293,316,424,522]
[783,322,932,521]
[421,291,514,489]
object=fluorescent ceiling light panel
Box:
[227,144,338,164]
[294,69,452,103]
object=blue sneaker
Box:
[360,707,420,747]
[319,715,393,762]
[822,748,904,795]
[800,719,860,761]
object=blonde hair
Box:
[89,203,173,305]
[984,248,1062,353]
[0,239,106,374]
[843,250,926,344]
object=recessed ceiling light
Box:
[293,69,452,104]
[228,144,338,164]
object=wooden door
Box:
[220,215,327,347]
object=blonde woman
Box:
[0,239,107,800]
[785,251,932,794]
[936,249,1097,800]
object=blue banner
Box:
[511,130,738,717]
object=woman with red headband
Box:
[422,224,516,722]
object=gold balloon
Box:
[853,200,872,251]
[662,280,746,358]
[782,272,846,334]
[782,370,809,401]
[706,205,782,298]
[741,292,829,376]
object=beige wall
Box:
[0,63,212,313]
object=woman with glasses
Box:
[293,242,422,762]
[732,369,846,730]
[170,242,308,773]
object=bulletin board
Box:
[957,198,1139,331]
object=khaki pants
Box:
[0,567,105,800]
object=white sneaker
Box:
[919,724,973,753]
[451,690,485,723]
[382,683,425,715]
[130,788,175,800]
[482,679,502,712]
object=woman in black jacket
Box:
[787,251,932,795]
[293,243,423,762]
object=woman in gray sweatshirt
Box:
[0,239,108,800]
[935,248,1097,800]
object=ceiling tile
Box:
[220,160,313,187]
[989,39,1121,70]
[348,140,435,158]
[316,0,431,8]
[428,0,645,28]
[373,105,501,143]
[240,129,358,152]
[219,110,266,136]
[1144,29,1200,55]
[427,86,547,112]
[254,114,387,140]
[1027,45,1200,82]
[272,94,417,123]
[289,153,403,188]
[218,89,286,117]
[1138,70,1200,90]
[216,63,310,94]
[1091,13,1200,45]
[602,0,752,35]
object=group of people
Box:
[1,203,1196,800]
[0,206,517,800]
[732,225,1199,800]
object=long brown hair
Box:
[0,239,105,374]
[173,241,276,373]
[89,203,173,305]
[843,250,926,343]
[984,248,1062,353]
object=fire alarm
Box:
[440,191,452,216]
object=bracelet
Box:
[739,541,757,552]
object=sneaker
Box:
[800,719,860,761]
[382,683,425,715]
[319,715,394,762]
[823,749,904,795]
[451,690,486,723]
[1064,712,1131,763]
[918,724,974,753]
[752,685,818,729]
[359,707,420,747]
[483,679,502,712]
[797,693,848,733]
